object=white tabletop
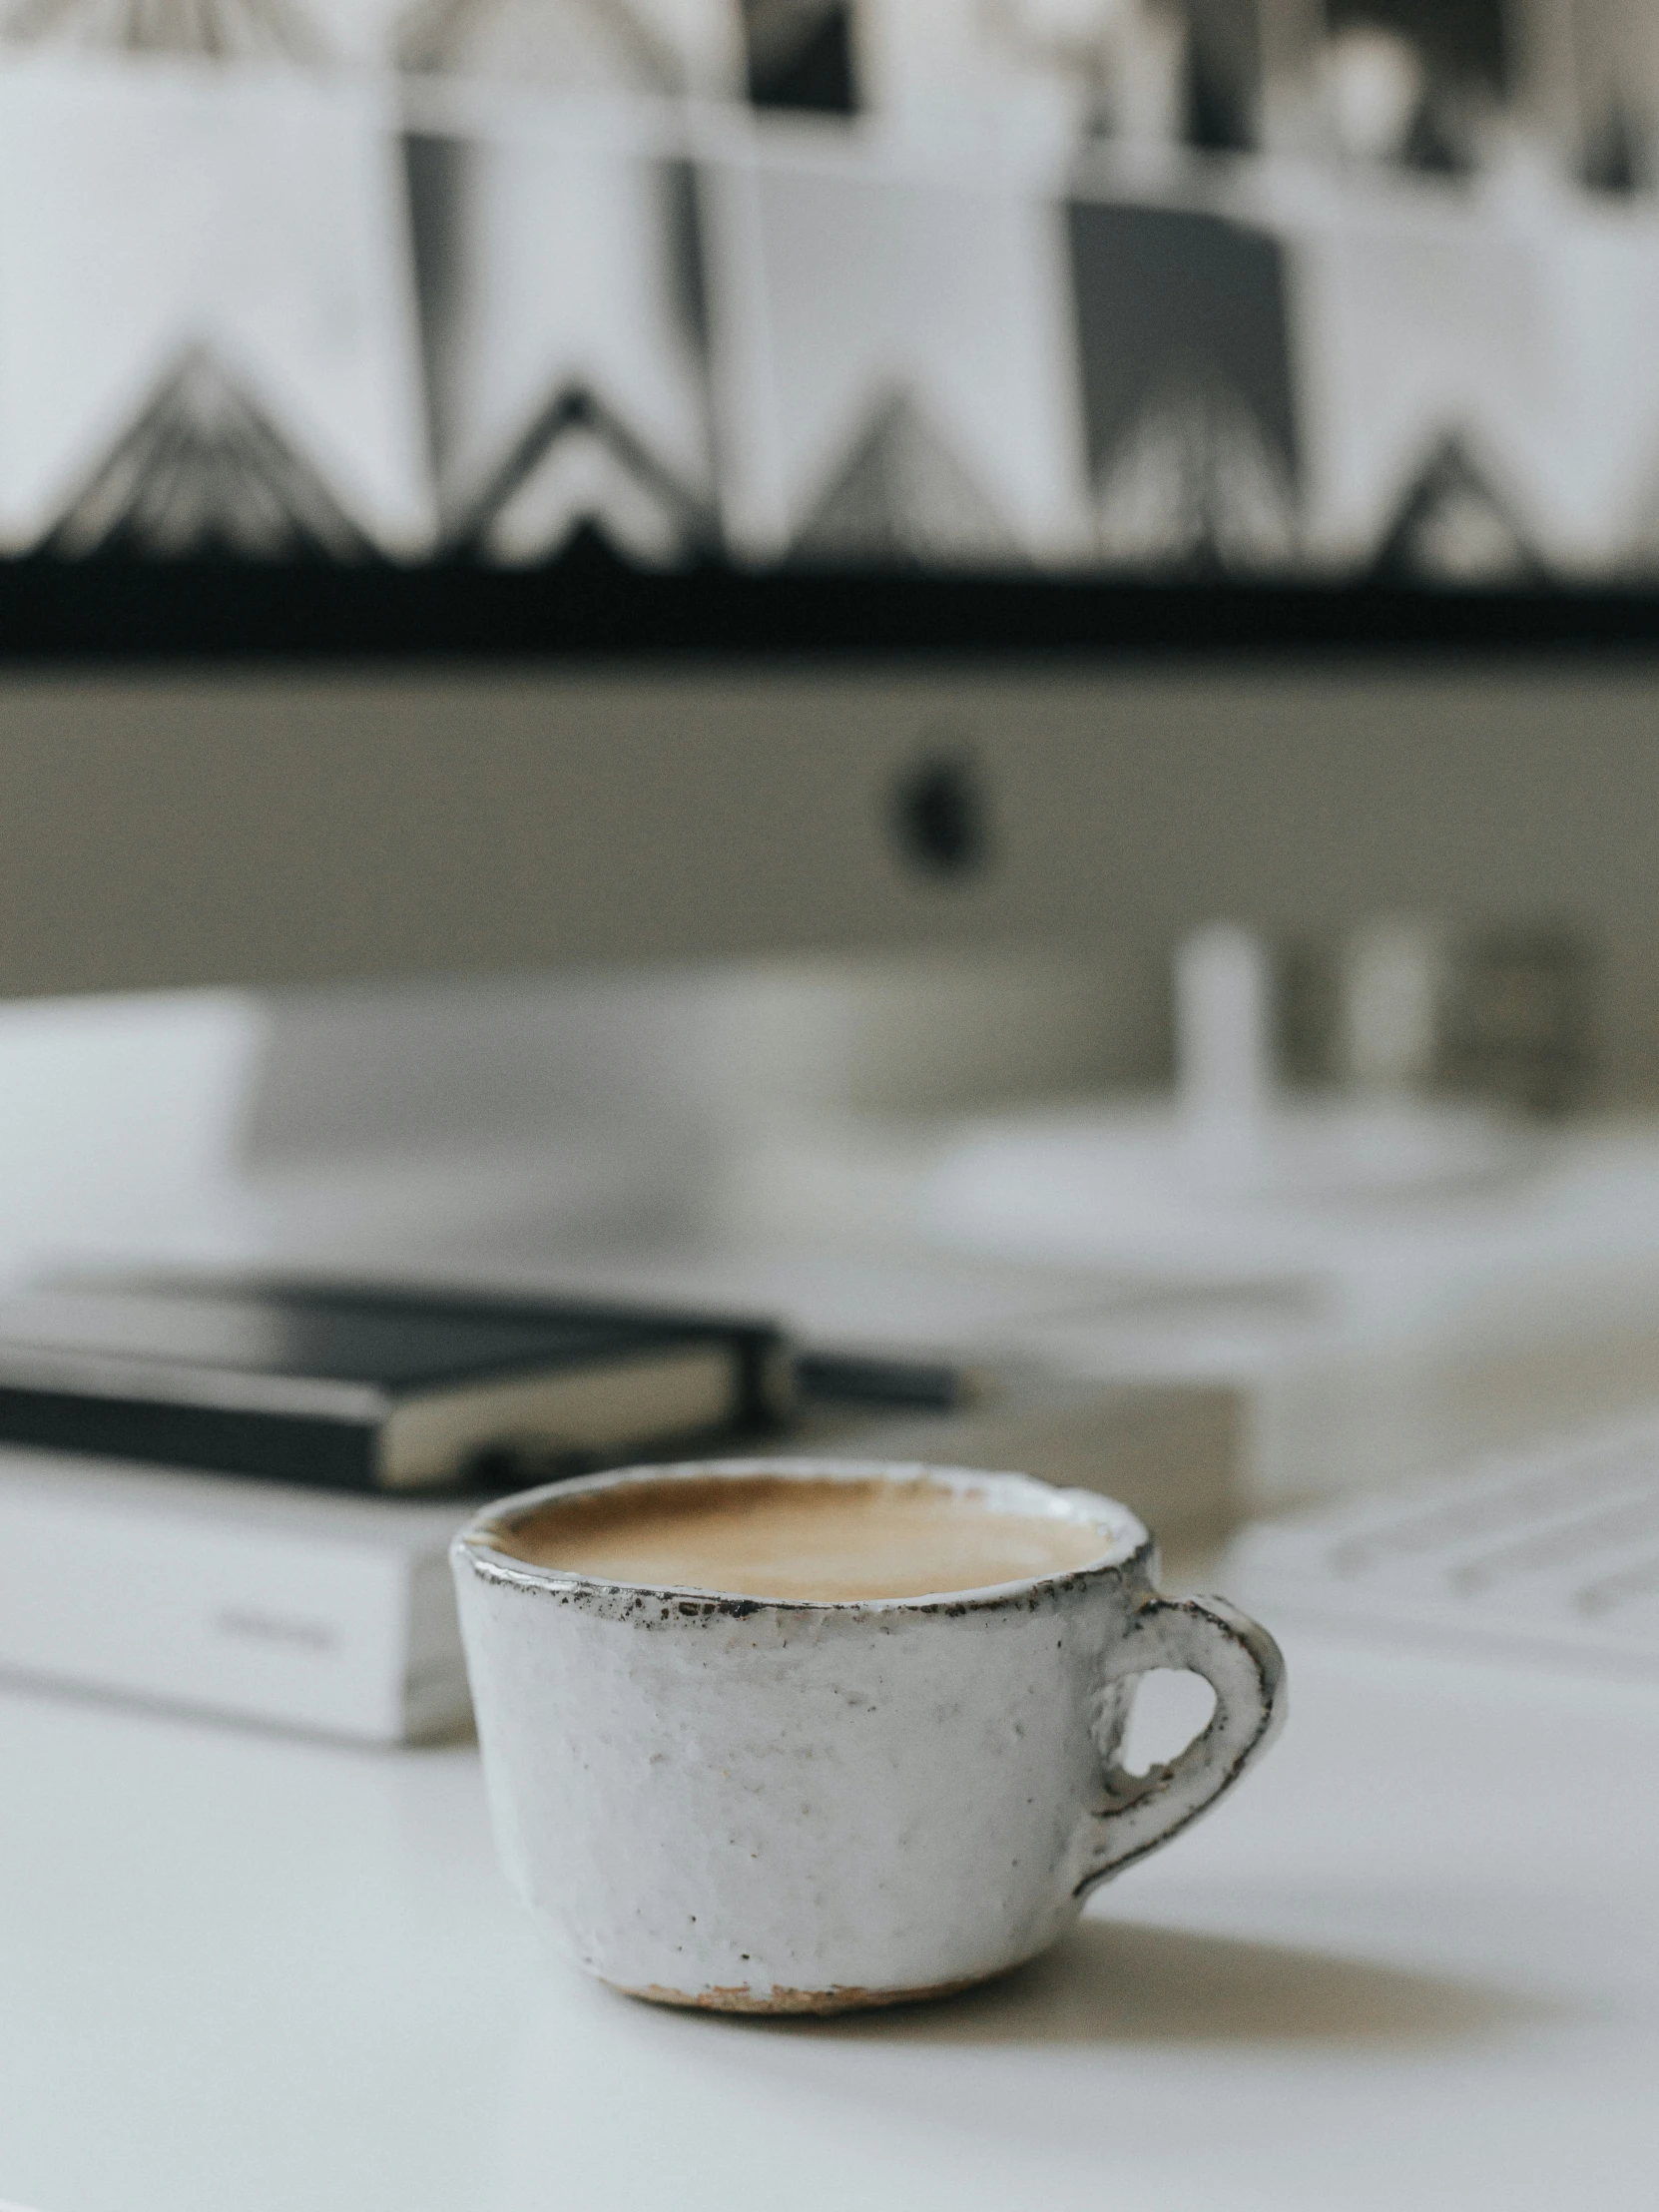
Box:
[2,1624,1656,2212]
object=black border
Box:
[4,548,1659,662]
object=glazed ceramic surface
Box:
[452,1458,1284,2013]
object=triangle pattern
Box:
[1373,436,1543,585]
[451,386,711,566]
[1,0,324,59]
[793,392,1018,568]
[1067,201,1300,537]
[743,0,855,112]
[1094,378,1300,575]
[395,0,681,91]
[44,346,373,561]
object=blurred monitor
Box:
[1,1,1658,1011]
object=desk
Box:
[3,1623,1656,2212]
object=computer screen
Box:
[2,1,1657,1022]
[4,0,1659,646]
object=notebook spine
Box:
[0,1386,376,1488]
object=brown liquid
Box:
[490,1473,1109,1601]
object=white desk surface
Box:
[2,1624,1656,2212]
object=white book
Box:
[0,1447,473,1744]
[0,1370,1236,1744]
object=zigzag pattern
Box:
[0,0,323,59]
[448,385,714,564]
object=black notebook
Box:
[0,1274,791,1492]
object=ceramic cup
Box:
[452,1457,1284,2014]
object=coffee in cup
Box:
[491,1467,1111,1601]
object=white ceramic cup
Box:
[452,1457,1284,2013]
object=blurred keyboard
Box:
[1227,1415,1659,1681]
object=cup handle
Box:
[1075,1591,1286,1899]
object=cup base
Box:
[615,1970,993,2016]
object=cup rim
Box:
[453,1455,1152,1614]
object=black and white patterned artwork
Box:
[5,0,1659,582]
